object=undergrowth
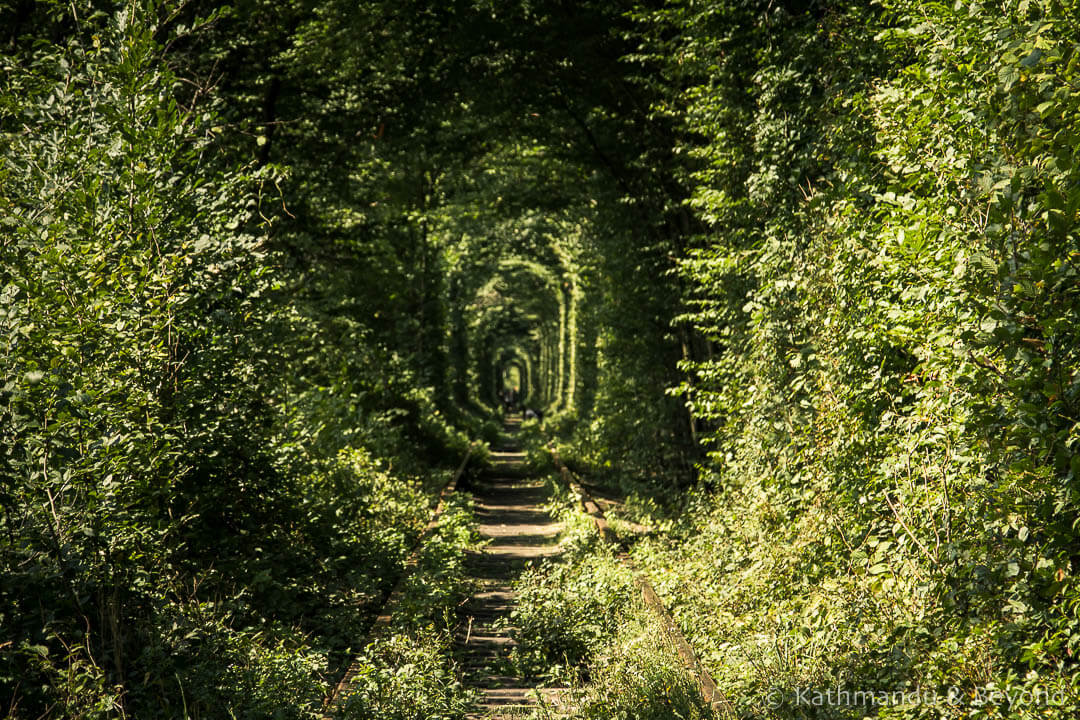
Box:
[335,491,479,720]
[565,614,718,720]
[508,486,716,719]
[625,478,1080,719]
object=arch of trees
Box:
[4,0,1080,717]
[463,257,573,414]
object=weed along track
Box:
[551,453,734,719]
[321,446,476,718]
[457,419,566,718]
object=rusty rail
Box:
[551,450,735,719]
[321,443,475,716]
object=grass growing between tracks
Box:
[506,479,717,719]
[334,491,480,720]
[562,613,718,720]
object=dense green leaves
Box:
[622,0,1080,717]
[1,2,471,717]
[5,0,1080,716]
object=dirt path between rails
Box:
[456,423,567,718]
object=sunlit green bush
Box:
[622,0,1080,716]
[510,519,633,680]
[568,616,716,720]
[338,629,473,720]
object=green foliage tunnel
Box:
[3,0,1080,718]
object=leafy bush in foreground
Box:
[509,503,633,680]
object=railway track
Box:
[324,418,728,719]
[455,417,567,718]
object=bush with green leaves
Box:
[508,497,715,720]
[334,491,479,720]
[0,4,478,716]
[509,525,633,680]
[138,603,326,720]
[337,629,473,720]
[1,5,281,714]
[393,491,479,631]
[565,615,717,720]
